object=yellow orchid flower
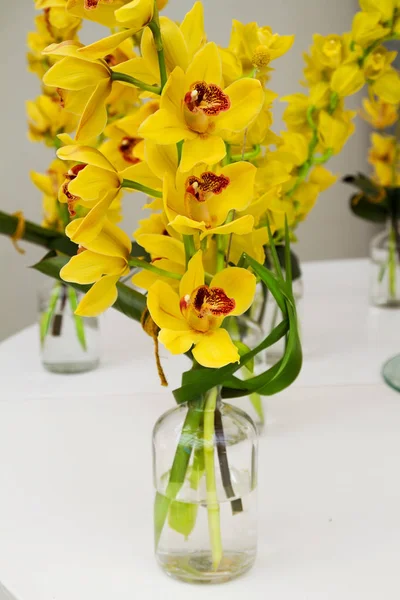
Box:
[121,3,206,85]
[138,42,264,171]
[330,63,365,97]
[133,231,185,291]
[27,94,78,145]
[60,218,131,316]
[368,133,396,167]
[360,96,398,129]
[282,83,330,133]
[219,47,243,86]
[227,228,269,266]
[42,41,113,141]
[359,0,396,22]
[34,2,81,40]
[373,69,400,104]
[66,0,130,27]
[225,89,278,148]
[308,165,337,192]
[229,20,294,75]
[42,39,151,141]
[56,144,161,245]
[147,251,256,368]
[273,131,310,167]
[26,9,80,79]
[31,159,69,230]
[318,110,355,154]
[312,34,346,70]
[75,1,197,83]
[363,46,396,81]
[100,101,158,171]
[134,211,172,238]
[115,0,162,29]
[351,11,390,47]
[292,182,320,222]
[163,162,256,239]
[101,38,140,119]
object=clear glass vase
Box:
[38,283,100,374]
[153,388,258,584]
[370,220,400,307]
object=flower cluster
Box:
[30,0,381,370]
[342,1,400,222]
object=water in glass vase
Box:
[156,486,257,584]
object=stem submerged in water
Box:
[389,226,397,300]
[204,387,223,570]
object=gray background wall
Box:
[0,0,375,341]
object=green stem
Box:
[148,2,168,90]
[328,92,339,115]
[389,225,397,300]
[177,140,183,165]
[111,71,161,95]
[154,401,204,547]
[231,145,261,162]
[183,234,196,267]
[204,387,223,570]
[313,149,333,164]
[359,34,400,67]
[216,235,225,273]
[128,257,182,280]
[122,179,162,198]
[0,211,77,256]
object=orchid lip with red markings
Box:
[180,285,236,320]
[184,81,231,116]
[62,164,86,216]
[119,137,142,165]
[185,172,230,203]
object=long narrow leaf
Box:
[68,287,87,351]
[40,282,61,346]
[284,218,292,286]
[266,219,283,279]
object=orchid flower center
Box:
[183,81,230,134]
[180,285,236,332]
[62,164,86,216]
[184,172,230,225]
[84,0,112,9]
[119,136,141,165]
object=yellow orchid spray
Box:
[13,0,376,580]
[6,0,400,582]
[343,1,400,307]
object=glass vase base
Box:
[371,298,400,308]
[157,550,256,584]
[382,354,400,392]
[43,358,100,374]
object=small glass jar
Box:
[370,221,400,307]
[153,388,258,584]
[38,283,100,374]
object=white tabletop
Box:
[0,259,399,600]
